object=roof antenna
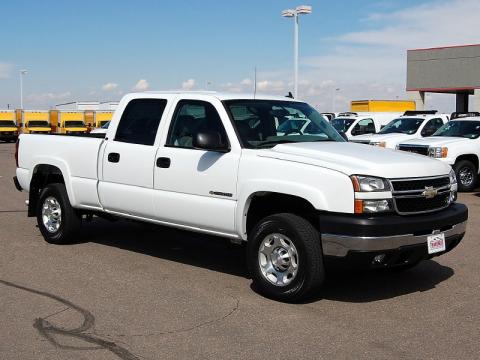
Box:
[254,66,257,99]
[286,91,294,99]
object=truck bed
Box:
[17,133,105,210]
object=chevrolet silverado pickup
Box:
[14,92,468,301]
[398,116,480,192]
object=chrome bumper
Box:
[322,221,467,257]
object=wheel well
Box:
[28,165,65,217]
[455,154,479,171]
[245,192,318,235]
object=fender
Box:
[30,156,77,207]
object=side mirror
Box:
[193,131,230,152]
[338,131,349,141]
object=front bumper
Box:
[320,203,468,262]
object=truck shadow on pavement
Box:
[83,218,454,304]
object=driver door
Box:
[152,98,240,235]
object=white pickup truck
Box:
[351,112,449,149]
[14,92,468,301]
[398,116,480,192]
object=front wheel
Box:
[36,183,81,244]
[247,213,325,302]
[454,160,478,192]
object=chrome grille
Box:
[390,176,452,215]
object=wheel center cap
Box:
[271,247,291,271]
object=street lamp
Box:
[20,69,28,109]
[282,5,312,99]
[332,87,340,112]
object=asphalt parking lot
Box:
[1,141,479,360]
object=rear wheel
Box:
[36,183,81,244]
[247,213,325,302]
[454,160,477,192]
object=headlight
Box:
[371,141,386,147]
[351,175,391,192]
[355,199,393,214]
[351,175,392,214]
[428,147,448,158]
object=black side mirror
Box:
[338,131,349,141]
[193,131,230,152]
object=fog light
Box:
[373,254,386,264]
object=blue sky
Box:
[1,0,479,111]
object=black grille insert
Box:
[391,177,450,192]
[398,145,429,156]
[395,193,450,213]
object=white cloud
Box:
[181,78,196,90]
[101,82,118,91]
[132,79,150,91]
[26,91,71,103]
[257,80,285,92]
[240,78,253,86]
[0,63,13,79]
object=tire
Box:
[36,183,81,244]
[454,160,478,192]
[247,213,325,302]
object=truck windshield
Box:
[28,121,50,127]
[0,120,16,127]
[65,121,85,128]
[224,100,344,148]
[378,117,423,135]
[331,118,356,132]
[433,121,480,139]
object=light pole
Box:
[332,88,340,112]
[20,69,28,109]
[282,5,312,99]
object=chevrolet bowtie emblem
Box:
[422,186,438,199]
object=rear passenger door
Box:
[153,97,241,235]
[99,98,169,218]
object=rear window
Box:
[115,99,167,145]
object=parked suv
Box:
[398,116,480,191]
[352,111,449,149]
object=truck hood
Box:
[259,142,451,179]
[65,127,87,132]
[0,127,18,132]
[400,136,470,147]
[352,132,415,144]
[28,127,51,132]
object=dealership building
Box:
[407,44,480,112]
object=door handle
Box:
[108,152,120,163]
[156,157,171,168]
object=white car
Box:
[14,92,467,301]
[398,116,480,191]
[352,112,449,148]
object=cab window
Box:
[352,118,375,135]
[167,100,228,148]
[421,118,444,137]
